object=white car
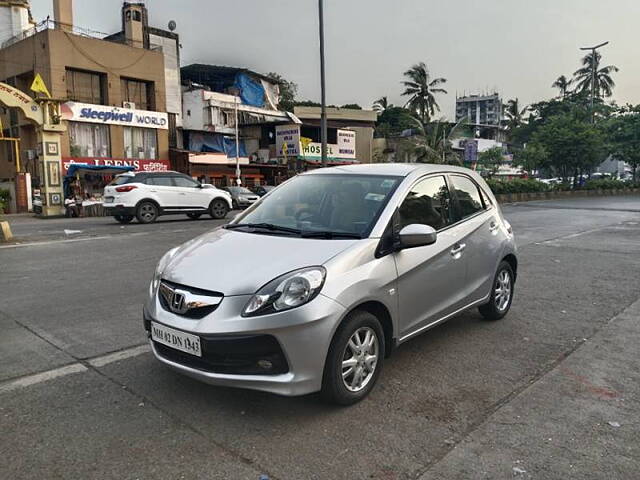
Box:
[103,171,233,224]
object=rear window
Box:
[109,175,135,186]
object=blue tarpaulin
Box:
[65,164,135,178]
[234,72,265,107]
[189,133,247,158]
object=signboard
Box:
[275,125,300,157]
[337,129,356,159]
[61,102,169,130]
[61,157,170,175]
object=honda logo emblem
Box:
[170,291,187,314]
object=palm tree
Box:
[573,51,619,98]
[372,96,391,114]
[552,75,572,97]
[409,115,467,164]
[401,62,447,124]
[504,98,528,132]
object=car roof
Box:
[302,163,476,177]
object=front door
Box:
[394,175,468,340]
[172,174,210,210]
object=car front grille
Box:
[152,333,289,376]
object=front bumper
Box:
[144,293,346,396]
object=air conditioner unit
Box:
[122,102,136,109]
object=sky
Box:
[29,0,640,119]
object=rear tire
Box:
[209,199,229,219]
[478,261,515,321]
[187,213,202,220]
[114,215,134,224]
[321,310,385,406]
[136,201,159,224]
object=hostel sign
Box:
[61,102,169,130]
[276,124,357,161]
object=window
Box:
[69,122,111,157]
[172,175,199,188]
[66,69,106,104]
[398,176,452,231]
[450,175,485,220]
[121,78,154,111]
[146,176,173,187]
[124,127,157,159]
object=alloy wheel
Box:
[494,270,512,312]
[341,327,379,393]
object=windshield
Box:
[232,174,401,237]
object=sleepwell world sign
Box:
[61,102,169,129]
[275,125,356,161]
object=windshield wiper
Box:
[225,223,302,235]
[301,231,363,239]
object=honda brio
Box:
[144,164,517,405]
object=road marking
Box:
[0,363,87,394]
[0,344,151,394]
[0,235,113,249]
[88,344,150,367]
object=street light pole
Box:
[318,0,328,167]
[580,41,609,123]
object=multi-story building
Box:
[0,0,173,207]
[455,93,502,126]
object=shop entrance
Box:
[0,82,65,217]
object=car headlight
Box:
[150,247,179,294]
[242,267,326,317]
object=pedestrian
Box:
[64,195,79,218]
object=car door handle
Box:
[450,243,466,257]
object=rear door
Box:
[394,175,469,340]
[448,174,501,303]
[146,175,178,207]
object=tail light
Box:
[115,185,138,193]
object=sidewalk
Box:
[421,299,640,479]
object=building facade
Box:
[0,0,172,203]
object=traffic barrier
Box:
[0,220,12,242]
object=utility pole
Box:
[580,41,609,123]
[318,0,328,167]
[235,96,241,185]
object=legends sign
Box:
[61,157,170,175]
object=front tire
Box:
[321,310,385,405]
[114,214,134,224]
[209,199,229,219]
[478,261,515,320]
[136,201,159,224]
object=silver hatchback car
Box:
[144,164,517,404]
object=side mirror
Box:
[398,224,437,249]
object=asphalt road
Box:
[1,196,639,480]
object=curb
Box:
[495,188,640,205]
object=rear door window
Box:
[450,175,485,220]
[147,176,173,187]
[398,175,452,231]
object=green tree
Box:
[573,51,619,98]
[478,147,505,178]
[605,105,640,181]
[504,98,528,134]
[514,143,548,174]
[409,116,467,164]
[340,103,362,110]
[552,75,572,98]
[533,113,606,184]
[266,72,298,112]
[372,96,392,114]
[374,106,418,138]
[401,62,447,124]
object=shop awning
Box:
[65,164,135,178]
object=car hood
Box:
[162,227,358,295]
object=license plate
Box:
[151,322,202,357]
[104,197,114,203]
